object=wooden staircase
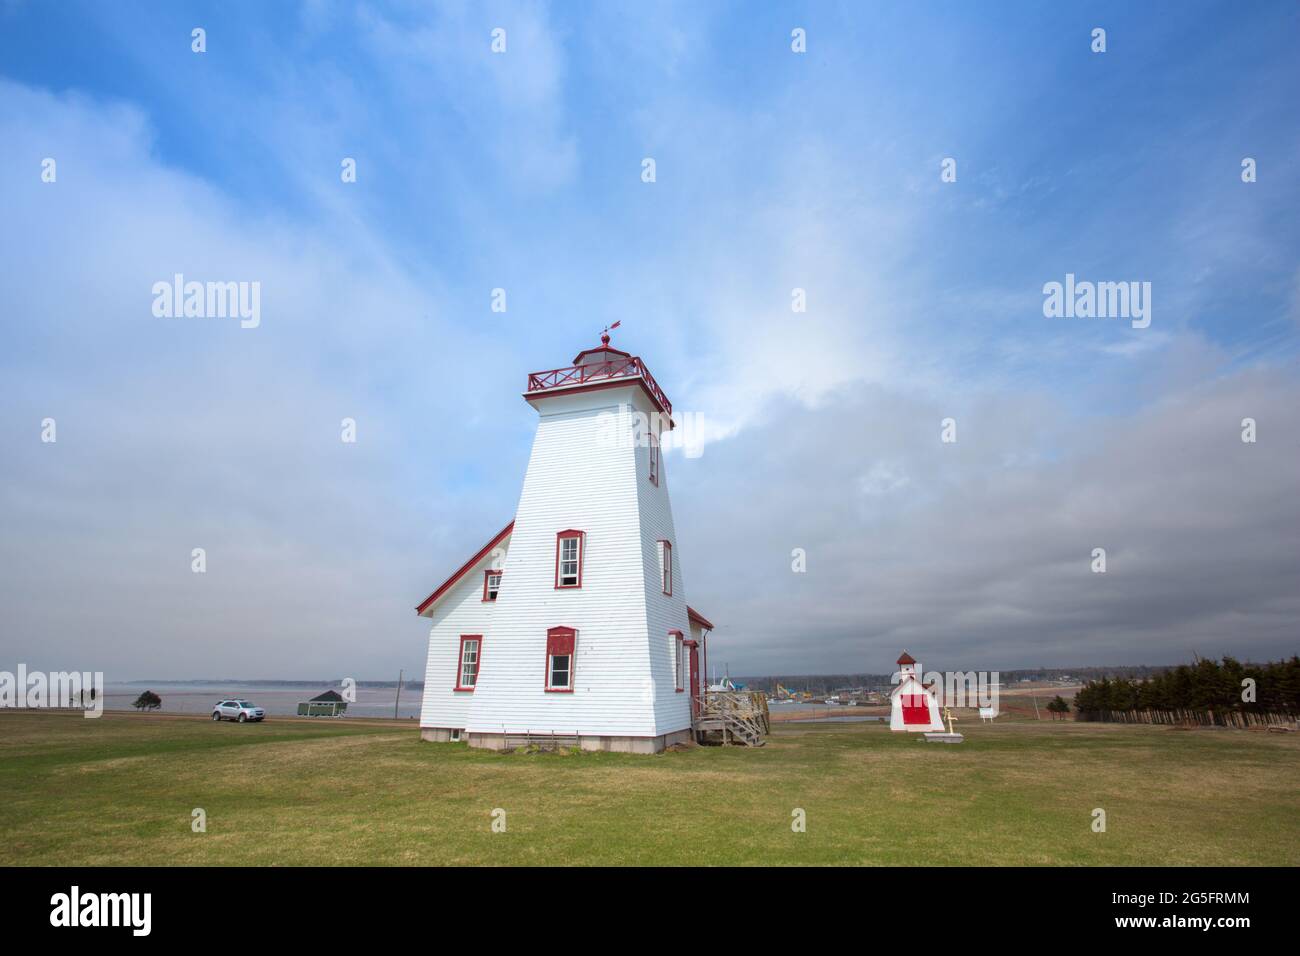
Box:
[693,691,769,747]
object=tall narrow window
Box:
[649,422,659,486]
[482,570,502,602]
[658,539,672,596]
[671,630,684,691]
[455,636,481,691]
[555,531,584,588]
[546,627,576,691]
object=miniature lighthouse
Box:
[889,651,945,732]
[414,330,714,753]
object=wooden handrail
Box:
[527,356,672,416]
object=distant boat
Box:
[709,673,744,692]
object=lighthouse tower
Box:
[889,651,945,732]
[414,331,711,753]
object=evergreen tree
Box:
[1074,656,1298,719]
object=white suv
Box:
[212,699,266,723]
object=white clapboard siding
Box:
[465,384,670,737]
[637,421,694,734]
[418,535,509,730]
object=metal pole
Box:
[394,668,403,720]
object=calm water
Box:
[103,683,421,720]
[769,702,886,723]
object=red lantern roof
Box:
[897,651,916,666]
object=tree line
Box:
[743,665,1180,696]
[1074,656,1300,718]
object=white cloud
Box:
[676,359,1300,673]
[0,78,519,677]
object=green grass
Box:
[3,712,1297,865]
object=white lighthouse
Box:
[889,651,945,732]
[414,332,715,753]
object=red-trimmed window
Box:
[482,569,502,602]
[546,627,576,692]
[555,531,584,588]
[658,539,672,595]
[671,630,684,691]
[649,422,660,486]
[455,636,481,691]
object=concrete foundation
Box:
[419,727,463,743]
[443,727,693,754]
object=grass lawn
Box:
[3,711,1296,865]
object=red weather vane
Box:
[600,320,621,345]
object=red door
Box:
[902,694,931,725]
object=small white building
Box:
[889,651,944,732]
[415,332,715,753]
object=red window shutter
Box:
[547,627,575,656]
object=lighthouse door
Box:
[902,693,931,725]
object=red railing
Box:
[526,357,672,416]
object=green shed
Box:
[297,689,348,717]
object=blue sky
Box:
[1,1,1298,679]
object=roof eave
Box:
[416,520,515,616]
[686,606,715,630]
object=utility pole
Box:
[394,669,403,720]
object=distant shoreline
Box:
[115,679,421,689]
